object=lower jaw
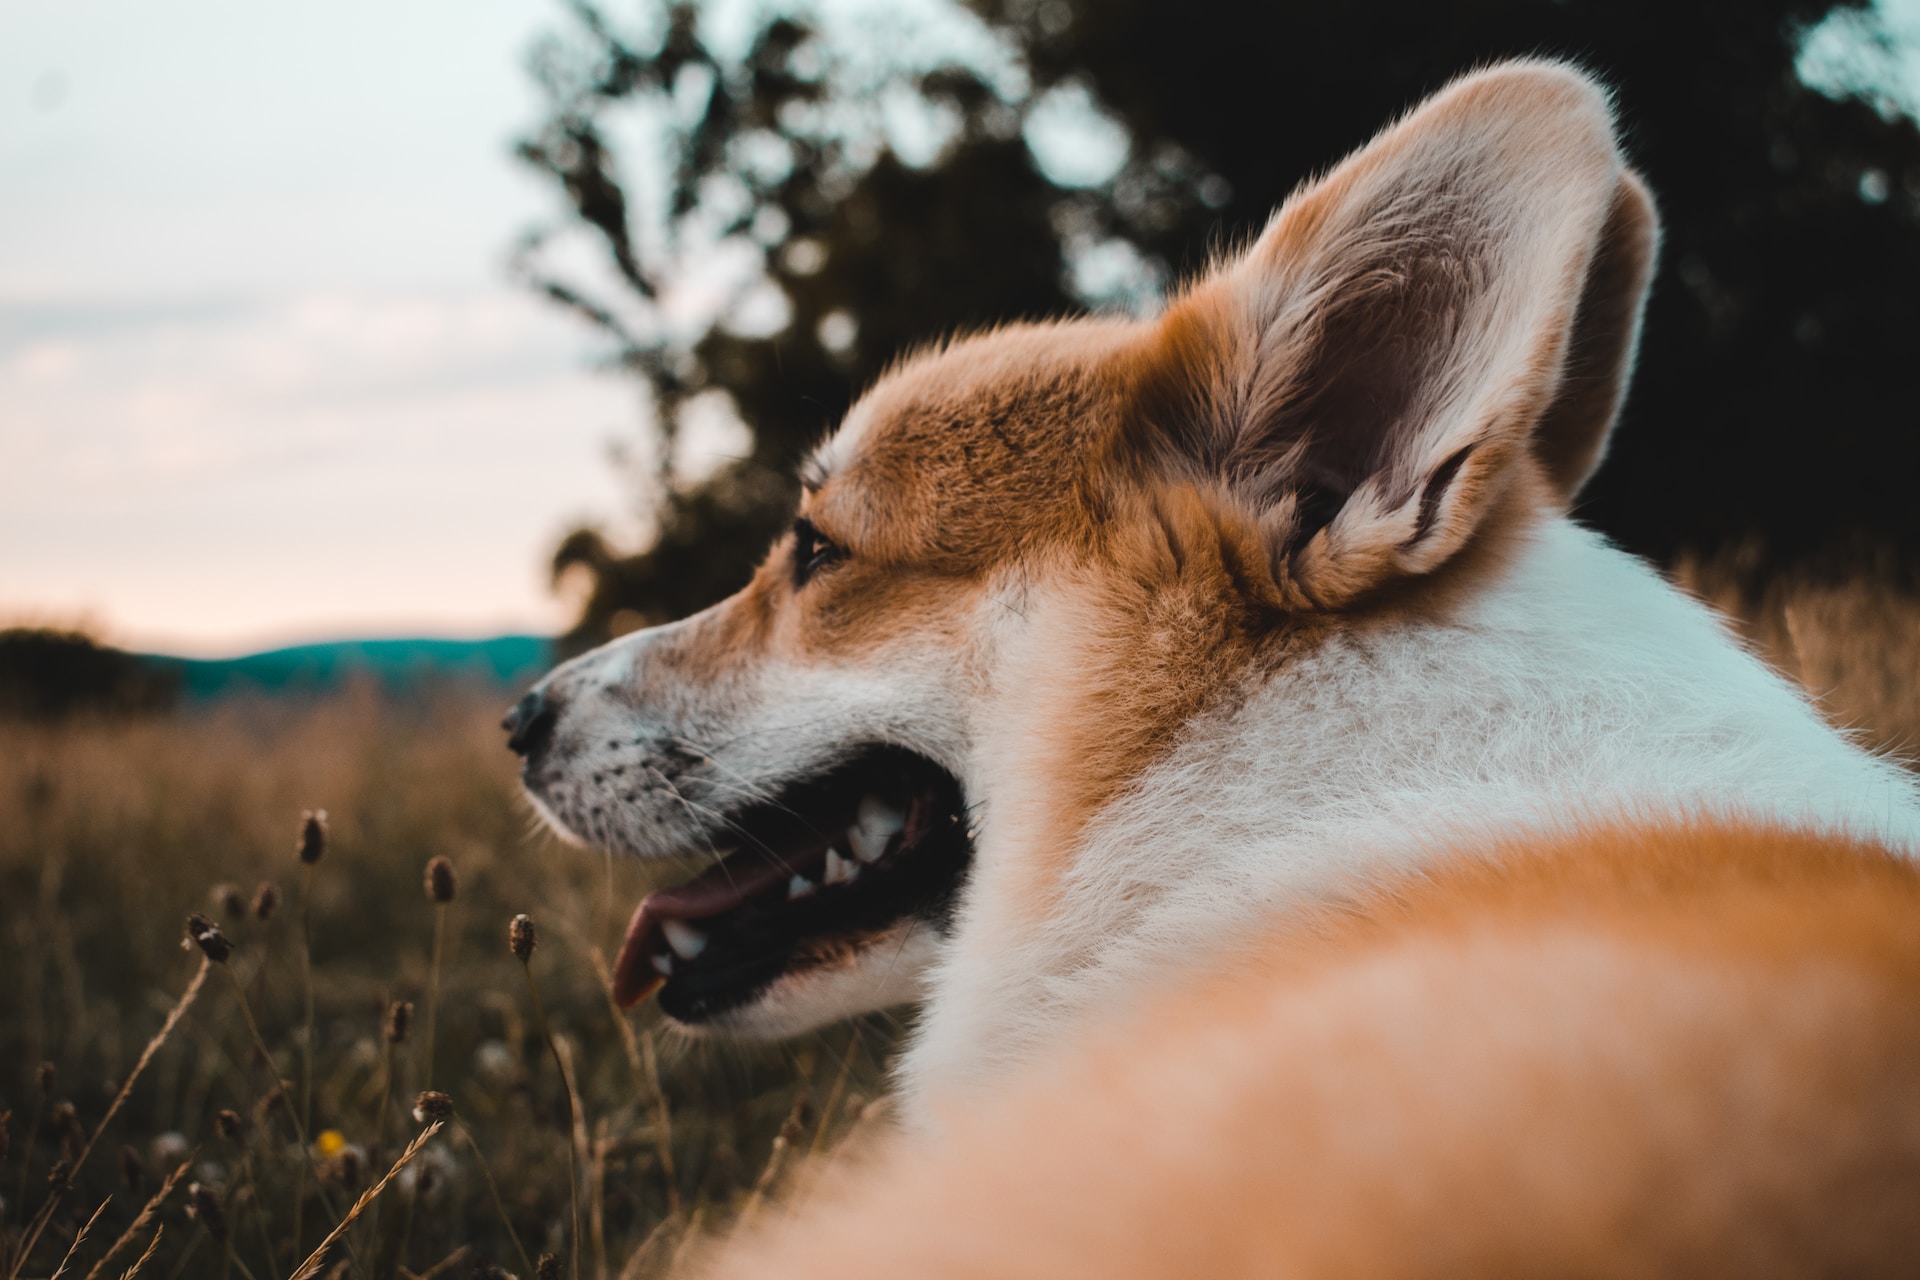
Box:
[657,921,937,1034]
[610,745,974,1024]
[656,947,798,1024]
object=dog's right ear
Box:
[1125,61,1658,609]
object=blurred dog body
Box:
[516,60,1920,1271]
[709,821,1920,1278]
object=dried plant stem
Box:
[453,1122,533,1280]
[614,1215,675,1280]
[551,1041,604,1280]
[287,1121,442,1280]
[373,1169,417,1280]
[735,1092,807,1234]
[159,1226,204,1280]
[807,1034,862,1161]
[374,1039,397,1157]
[221,1234,261,1280]
[422,904,446,1089]
[364,1036,398,1280]
[662,1205,706,1280]
[12,1097,47,1249]
[8,962,209,1280]
[115,1225,164,1280]
[294,862,317,1256]
[48,1199,109,1280]
[83,1159,192,1280]
[520,961,582,1280]
[241,1160,282,1280]
[589,948,678,1219]
[404,1244,468,1280]
[217,967,343,1225]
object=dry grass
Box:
[0,682,899,1279]
[3,567,1917,1277]
[1673,552,1920,765]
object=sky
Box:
[1,0,641,656]
[3,0,1917,658]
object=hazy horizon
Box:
[8,0,1920,659]
[2,0,638,657]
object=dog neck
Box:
[898,517,1920,1118]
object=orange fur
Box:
[705,821,1920,1278]
[521,65,1920,1270]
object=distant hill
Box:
[2,628,556,718]
[149,635,554,699]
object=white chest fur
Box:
[898,519,1920,1117]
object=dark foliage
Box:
[517,0,1920,649]
[0,628,179,720]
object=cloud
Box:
[0,286,638,654]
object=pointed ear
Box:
[1127,61,1660,608]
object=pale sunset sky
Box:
[3,0,1917,656]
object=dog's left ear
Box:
[1127,61,1659,608]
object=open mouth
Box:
[611,747,973,1024]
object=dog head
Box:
[510,60,1658,1040]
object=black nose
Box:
[503,689,558,758]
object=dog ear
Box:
[1127,61,1659,608]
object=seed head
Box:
[35,1061,54,1094]
[253,1081,290,1128]
[385,1000,413,1045]
[188,1181,228,1240]
[119,1143,142,1193]
[211,882,247,918]
[297,809,329,864]
[184,913,232,963]
[412,1090,454,1123]
[330,1145,364,1187]
[47,1158,71,1191]
[424,855,458,904]
[508,913,536,961]
[536,1254,562,1280]
[251,880,281,921]
[151,1131,190,1166]
[216,1109,246,1142]
[50,1100,83,1148]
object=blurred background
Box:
[7,0,1920,694]
[8,4,1920,1275]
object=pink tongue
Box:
[644,847,809,918]
[610,845,825,1008]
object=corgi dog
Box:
[508,59,1920,1260]
[706,821,1920,1278]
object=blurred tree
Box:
[517,0,1920,650]
[0,629,179,720]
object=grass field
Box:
[0,684,900,1279]
[2,562,1917,1279]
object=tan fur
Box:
[626,63,1655,895]
[526,63,1920,1269]
[705,821,1920,1278]
[679,70,1901,1270]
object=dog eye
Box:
[791,517,846,588]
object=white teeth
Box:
[788,874,817,900]
[849,794,906,863]
[661,919,708,960]
[824,848,861,886]
[651,952,674,977]
[858,793,906,835]
[846,825,887,864]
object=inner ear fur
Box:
[1124,61,1660,609]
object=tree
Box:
[0,628,179,720]
[517,0,1920,650]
